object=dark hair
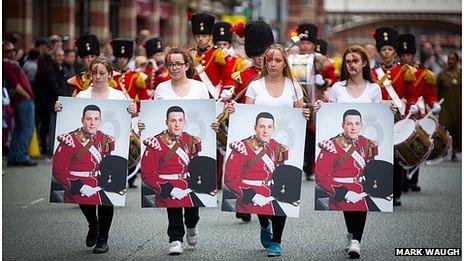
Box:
[166,106,185,119]
[64,48,76,56]
[448,51,460,61]
[255,112,275,125]
[82,105,101,117]
[340,45,374,84]
[342,109,362,123]
[165,47,195,78]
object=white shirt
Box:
[76,87,128,100]
[245,77,303,107]
[155,79,209,100]
[328,80,381,103]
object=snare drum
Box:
[393,118,433,169]
[418,117,451,160]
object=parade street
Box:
[3,157,461,260]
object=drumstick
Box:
[424,98,445,119]
[403,96,425,121]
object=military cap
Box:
[112,38,134,58]
[315,38,328,55]
[212,21,233,44]
[76,34,100,58]
[191,13,215,35]
[374,27,398,51]
[144,37,164,57]
[297,23,318,43]
[98,155,128,193]
[398,33,416,55]
[188,156,216,194]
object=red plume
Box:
[186,12,193,21]
[73,39,77,47]
[371,31,376,39]
[230,22,245,38]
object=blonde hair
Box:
[261,44,297,82]
[89,55,113,77]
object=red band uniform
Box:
[144,37,170,90]
[315,134,378,211]
[52,129,115,205]
[141,131,202,207]
[225,137,288,215]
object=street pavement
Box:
[3,156,462,260]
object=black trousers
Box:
[393,158,404,199]
[79,204,114,239]
[166,207,199,243]
[257,215,286,244]
[343,211,367,242]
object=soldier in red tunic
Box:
[68,35,100,96]
[398,33,441,192]
[111,38,151,110]
[224,112,288,216]
[52,104,115,253]
[189,12,225,99]
[370,27,419,206]
[141,106,202,208]
[315,109,378,211]
[144,37,170,90]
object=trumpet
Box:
[285,33,306,52]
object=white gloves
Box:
[315,74,325,86]
[171,187,193,200]
[220,88,234,101]
[409,104,419,115]
[80,185,102,197]
[252,194,275,207]
[345,191,367,204]
[431,103,441,114]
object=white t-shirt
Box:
[155,79,209,100]
[328,80,381,103]
[76,87,128,100]
[245,77,304,107]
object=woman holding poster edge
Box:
[313,45,395,259]
[54,56,137,254]
[227,44,310,257]
[143,47,218,256]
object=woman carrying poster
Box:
[54,56,136,254]
[314,45,390,259]
[228,44,310,257]
[143,47,211,256]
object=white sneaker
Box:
[347,239,361,259]
[186,227,198,246]
[168,241,183,255]
[344,233,353,252]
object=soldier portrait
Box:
[314,103,394,212]
[50,97,132,206]
[139,100,217,208]
[221,104,306,217]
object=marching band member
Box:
[370,27,418,206]
[68,35,100,96]
[54,56,137,254]
[398,33,440,192]
[188,12,226,100]
[144,37,170,90]
[314,45,383,259]
[145,47,210,256]
[111,38,151,110]
[228,43,310,257]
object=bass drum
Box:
[418,117,451,160]
[393,118,433,169]
[128,116,141,169]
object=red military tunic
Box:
[315,134,378,211]
[412,67,438,115]
[145,65,171,90]
[141,131,202,207]
[52,129,115,205]
[192,46,226,87]
[231,66,261,103]
[221,54,246,90]
[113,70,151,111]
[224,137,288,215]
[371,63,418,111]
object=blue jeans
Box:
[8,99,35,162]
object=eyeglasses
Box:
[167,62,186,69]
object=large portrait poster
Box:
[139,99,216,208]
[50,97,132,206]
[314,103,394,212]
[221,104,306,218]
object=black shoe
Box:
[401,186,409,193]
[128,183,138,188]
[410,185,421,192]
[18,160,38,166]
[6,161,18,167]
[93,237,109,254]
[393,198,402,206]
[86,224,98,247]
[236,212,251,222]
